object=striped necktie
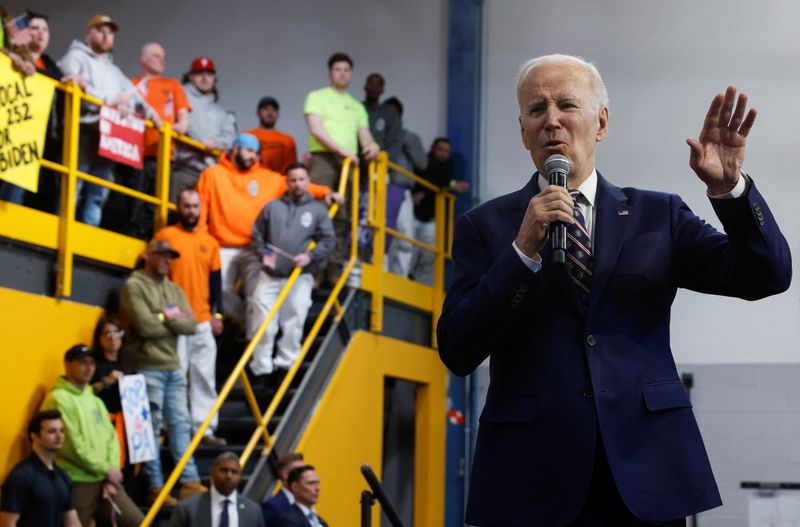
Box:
[567,190,593,310]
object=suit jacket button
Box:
[754,203,765,225]
[582,389,594,399]
[586,335,596,346]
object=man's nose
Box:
[543,106,561,129]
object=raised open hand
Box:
[686,85,756,195]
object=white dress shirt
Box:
[280,486,295,505]
[210,486,239,527]
[513,169,748,272]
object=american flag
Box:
[4,15,31,48]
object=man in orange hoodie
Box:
[196,134,342,323]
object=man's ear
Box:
[596,107,609,142]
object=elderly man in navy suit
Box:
[437,54,792,526]
[169,452,264,527]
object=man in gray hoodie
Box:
[173,56,237,200]
[58,14,154,227]
[245,163,335,382]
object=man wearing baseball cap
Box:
[247,96,298,174]
[40,345,143,526]
[174,56,237,199]
[196,134,341,324]
[121,240,207,503]
[58,14,153,228]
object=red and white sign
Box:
[98,106,145,169]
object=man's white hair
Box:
[515,54,609,112]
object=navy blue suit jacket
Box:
[437,174,791,526]
[276,504,328,527]
[262,490,291,526]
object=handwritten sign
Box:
[0,54,55,192]
[119,374,157,464]
[98,105,145,169]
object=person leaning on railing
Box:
[174,56,237,201]
[0,11,65,214]
[243,163,335,396]
[411,137,469,285]
[57,14,157,228]
[382,95,429,280]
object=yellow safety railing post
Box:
[370,152,388,332]
[154,122,172,231]
[432,191,447,348]
[55,82,82,298]
[143,159,356,525]
[367,160,376,223]
[239,163,360,467]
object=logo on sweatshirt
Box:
[300,211,313,228]
[248,180,259,197]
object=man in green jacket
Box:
[40,344,143,526]
[121,239,207,504]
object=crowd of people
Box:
[0,9,470,526]
[1,405,326,526]
[0,10,469,285]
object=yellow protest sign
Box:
[0,53,56,192]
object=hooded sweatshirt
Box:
[177,82,238,171]
[58,39,151,124]
[250,192,335,277]
[196,153,333,247]
[40,376,119,482]
[121,269,197,370]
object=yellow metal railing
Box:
[31,77,220,297]
[141,159,359,525]
[12,67,460,523]
[142,151,458,522]
[363,154,455,340]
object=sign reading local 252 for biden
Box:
[0,53,55,192]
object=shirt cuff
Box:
[512,241,542,273]
[708,172,749,199]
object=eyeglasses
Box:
[102,330,125,339]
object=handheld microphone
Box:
[544,154,571,264]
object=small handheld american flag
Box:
[261,248,278,270]
[4,14,31,48]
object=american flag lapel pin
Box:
[617,208,629,216]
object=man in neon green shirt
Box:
[40,344,144,527]
[304,52,379,285]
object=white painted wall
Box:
[10,0,448,155]
[481,0,800,364]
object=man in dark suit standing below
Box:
[277,466,328,527]
[437,54,792,526]
[261,453,305,526]
[169,452,265,527]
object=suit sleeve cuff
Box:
[512,241,542,273]
[708,172,749,199]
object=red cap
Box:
[190,57,216,73]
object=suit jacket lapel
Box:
[590,173,631,312]
[508,174,584,316]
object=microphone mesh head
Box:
[544,154,571,178]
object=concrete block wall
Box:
[682,364,800,526]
